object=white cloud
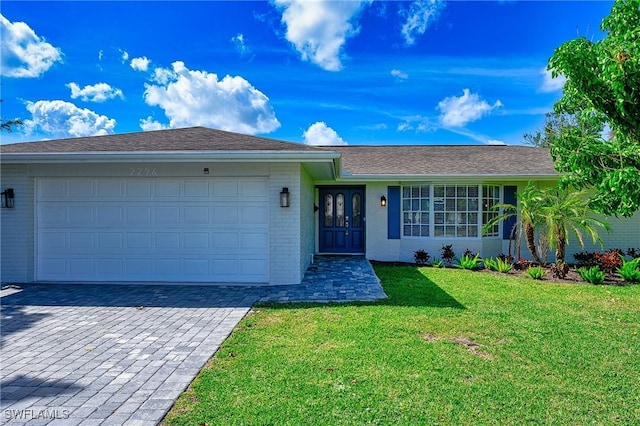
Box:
[67,82,124,103]
[142,61,280,135]
[303,122,346,145]
[539,68,566,93]
[139,116,167,132]
[231,33,251,56]
[486,139,506,145]
[273,0,371,71]
[401,0,445,45]
[24,100,116,138]
[130,56,150,72]
[98,50,104,61]
[391,69,408,80]
[0,14,62,78]
[397,115,435,133]
[119,49,129,63]
[437,89,502,127]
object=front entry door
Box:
[319,187,365,253]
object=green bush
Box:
[484,257,513,273]
[431,259,444,268]
[578,266,606,285]
[454,253,482,270]
[526,266,547,280]
[617,257,640,283]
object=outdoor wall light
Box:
[1,188,15,209]
[203,167,209,175]
[280,187,290,208]
[380,195,387,207]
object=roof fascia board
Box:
[334,173,559,182]
[0,150,341,164]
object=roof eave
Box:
[0,150,342,164]
[336,173,559,182]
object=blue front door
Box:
[319,187,365,254]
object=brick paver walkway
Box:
[0,256,386,425]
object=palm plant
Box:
[483,182,546,264]
[538,187,610,263]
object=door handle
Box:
[345,216,349,235]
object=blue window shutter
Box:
[388,186,401,239]
[503,185,517,240]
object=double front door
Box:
[319,187,365,254]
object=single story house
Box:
[1,127,638,285]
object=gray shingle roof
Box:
[1,127,557,177]
[0,126,321,153]
[330,145,557,176]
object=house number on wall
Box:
[129,167,158,176]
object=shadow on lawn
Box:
[261,267,465,310]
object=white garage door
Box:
[36,177,269,283]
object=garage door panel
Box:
[37,177,269,282]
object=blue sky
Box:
[1,1,613,146]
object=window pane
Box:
[434,226,444,237]
[469,212,478,224]
[412,199,420,210]
[457,186,466,197]
[421,186,429,197]
[445,226,455,237]
[336,193,345,227]
[412,187,420,197]
[469,226,478,237]
[468,186,479,197]
[457,225,467,237]
[469,199,478,211]
[434,186,444,197]
[446,186,455,197]
[457,199,467,211]
[421,212,429,224]
[421,225,429,236]
[403,187,411,198]
[403,225,411,236]
[352,193,361,227]
[421,198,429,210]
[402,199,411,210]
[459,213,467,224]
[324,194,333,227]
[446,199,456,211]
[403,212,411,224]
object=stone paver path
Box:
[0,256,386,425]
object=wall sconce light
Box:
[380,195,387,207]
[203,167,209,175]
[280,187,290,208]
[1,188,15,209]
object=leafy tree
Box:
[0,99,23,132]
[547,0,640,217]
[538,187,610,263]
[523,112,599,148]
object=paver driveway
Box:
[0,257,386,425]
[1,284,260,425]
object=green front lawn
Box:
[163,267,640,425]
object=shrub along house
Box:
[1,127,638,285]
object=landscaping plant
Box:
[484,257,513,273]
[414,249,430,266]
[440,245,455,267]
[526,266,547,280]
[578,266,606,285]
[617,257,640,283]
[550,261,569,279]
[454,253,482,270]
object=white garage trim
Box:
[36,177,269,283]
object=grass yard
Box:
[162,266,640,425]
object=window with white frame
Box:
[482,185,501,237]
[433,185,479,238]
[402,185,430,237]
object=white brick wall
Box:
[299,166,315,274]
[1,165,34,283]
[269,163,303,285]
